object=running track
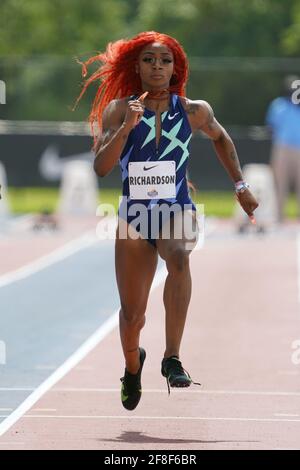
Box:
[0,217,300,450]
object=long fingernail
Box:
[138,91,148,101]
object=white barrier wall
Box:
[0,161,10,218]
[57,161,98,216]
[235,164,279,228]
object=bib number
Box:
[128,161,176,200]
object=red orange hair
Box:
[75,31,189,142]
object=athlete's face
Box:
[137,42,174,90]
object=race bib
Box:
[128,161,176,200]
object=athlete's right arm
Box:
[94,97,145,177]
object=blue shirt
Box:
[266,97,300,149]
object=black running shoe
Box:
[120,348,146,410]
[161,355,201,394]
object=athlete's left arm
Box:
[187,99,258,217]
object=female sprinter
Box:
[77,31,259,410]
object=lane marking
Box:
[274,413,299,417]
[51,388,300,397]
[0,230,98,289]
[0,265,167,437]
[6,415,300,424]
[1,388,300,397]
[31,409,57,412]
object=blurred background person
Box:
[266,75,300,222]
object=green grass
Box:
[6,187,299,219]
[8,188,60,214]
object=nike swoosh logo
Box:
[168,112,179,120]
[121,384,128,402]
[39,145,93,181]
[143,164,158,171]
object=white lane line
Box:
[274,413,299,417]
[31,409,57,413]
[0,264,167,438]
[0,409,13,412]
[1,388,300,397]
[50,388,300,397]
[0,230,98,289]
[7,415,300,424]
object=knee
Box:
[120,304,146,329]
[166,248,190,274]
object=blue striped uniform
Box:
[118,93,196,247]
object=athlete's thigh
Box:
[115,220,158,309]
[156,209,199,261]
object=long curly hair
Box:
[75,31,189,141]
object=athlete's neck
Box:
[141,88,171,113]
[144,88,170,100]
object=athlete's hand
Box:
[123,91,148,130]
[236,188,259,224]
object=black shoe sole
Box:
[121,347,146,411]
[170,379,192,388]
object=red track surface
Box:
[0,216,98,274]
[1,222,300,450]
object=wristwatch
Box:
[235,180,250,194]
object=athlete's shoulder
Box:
[180,97,213,115]
[103,97,129,115]
[102,97,131,127]
[179,97,214,129]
